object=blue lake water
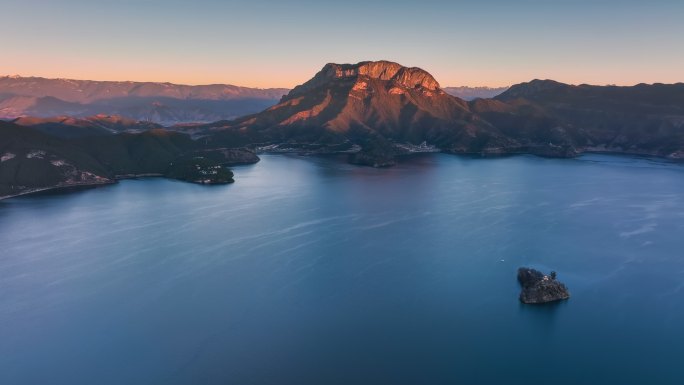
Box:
[1,154,684,385]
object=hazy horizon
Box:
[3,70,682,90]
[3,0,683,88]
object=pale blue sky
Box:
[2,0,682,87]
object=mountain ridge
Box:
[0,75,288,102]
[197,60,684,163]
[0,120,258,199]
[197,60,508,162]
[0,75,289,125]
[11,115,163,138]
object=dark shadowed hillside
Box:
[0,121,112,197]
[493,80,684,158]
[12,115,163,138]
[0,121,257,198]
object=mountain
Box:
[0,75,289,125]
[3,60,684,198]
[443,86,509,100]
[0,120,112,197]
[12,115,163,138]
[492,80,684,158]
[198,60,520,164]
[0,120,258,198]
[198,61,684,163]
[0,75,288,104]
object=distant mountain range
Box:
[0,76,289,125]
[2,61,683,198]
[489,79,684,157]
[11,115,163,137]
[0,75,508,124]
[443,86,509,100]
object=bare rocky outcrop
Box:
[286,61,442,99]
[199,60,601,167]
[517,267,570,304]
[201,60,488,166]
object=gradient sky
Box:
[2,0,683,88]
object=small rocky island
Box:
[517,267,570,304]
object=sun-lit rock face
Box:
[213,59,479,145]
[286,60,442,100]
[331,61,440,90]
[278,91,332,125]
[203,59,505,158]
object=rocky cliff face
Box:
[287,61,442,99]
[201,60,515,162]
[204,60,671,165]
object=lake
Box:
[1,153,683,385]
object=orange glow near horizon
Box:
[3,59,683,89]
[2,1,683,89]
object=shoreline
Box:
[1,174,171,201]
[113,173,165,179]
[264,147,684,163]
[256,141,684,162]
[0,180,117,201]
[0,171,236,201]
[443,148,684,162]
[2,150,680,201]
[578,149,683,161]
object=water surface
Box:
[1,154,683,384]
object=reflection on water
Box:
[518,297,569,334]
